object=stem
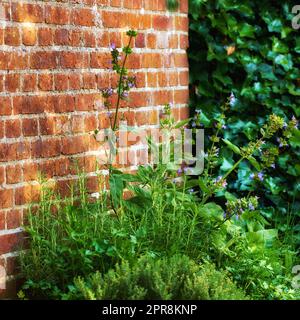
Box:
[112,35,133,132]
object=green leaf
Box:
[109,174,124,209]
[198,178,210,193]
[174,118,191,129]
[248,156,261,171]
[222,139,241,155]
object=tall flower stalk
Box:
[97,30,138,214]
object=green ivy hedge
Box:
[169,0,300,242]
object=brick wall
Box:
[0,0,189,297]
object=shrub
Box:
[188,0,300,244]
[66,255,247,300]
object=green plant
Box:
[188,0,300,244]
[66,255,247,300]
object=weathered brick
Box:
[12,3,44,23]
[0,189,13,209]
[45,6,70,25]
[0,232,23,255]
[5,119,21,138]
[6,165,22,184]
[30,52,58,69]
[61,135,90,155]
[72,8,95,27]
[22,118,38,137]
[4,27,21,46]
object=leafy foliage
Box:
[188,0,300,243]
[66,255,247,300]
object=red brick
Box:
[22,27,37,46]
[135,33,145,48]
[174,90,189,104]
[102,11,127,28]
[83,73,96,89]
[0,189,13,209]
[5,119,21,138]
[0,166,4,185]
[6,209,21,229]
[53,95,75,113]
[22,74,37,92]
[22,163,38,181]
[0,232,23,254]
[69,73,82,90]
[84,115,97,132]
[129,92,150,108]
[31,138,61,158]
[60,52,88,69]
[61,135,90,155]
[45,6,70,25]
[54,74,69,91]
[5,74,20,93]
[6,165,22,184]
[0,97,12,115]
[0,121,4,139]
[12,3,44,23]
[22,118,38,137]
[0,211,5,230]
[13,96,48,114]
[15,185,40,206]
[90,52,111,69]
[72,8,95,26]
[75,94,96,111]
[39,117,56,136]
[83,31,96,47]
[54,29,70,46]
[39,74,53,91]
[175,16,189,31]
[4,27,20,46]
[30,52,58,69]
[153,16,172,31]
[38,28,53,46]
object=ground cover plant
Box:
[18,24,300,300]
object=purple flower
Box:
[192,122,197,128]
[257,172,264,181]
[110,43,116,50]
[248,204,255,211]
[229,92,237,107]
[102,88,113,98]
[189,189,194,194]
[292,116,299,129]
[183,167,190,174]
[222,124,227,129]
[250,173,255,180]
[177,168,183,175]
[222,180,227,188]
[107,111,112,118]
[121,91,129,98]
